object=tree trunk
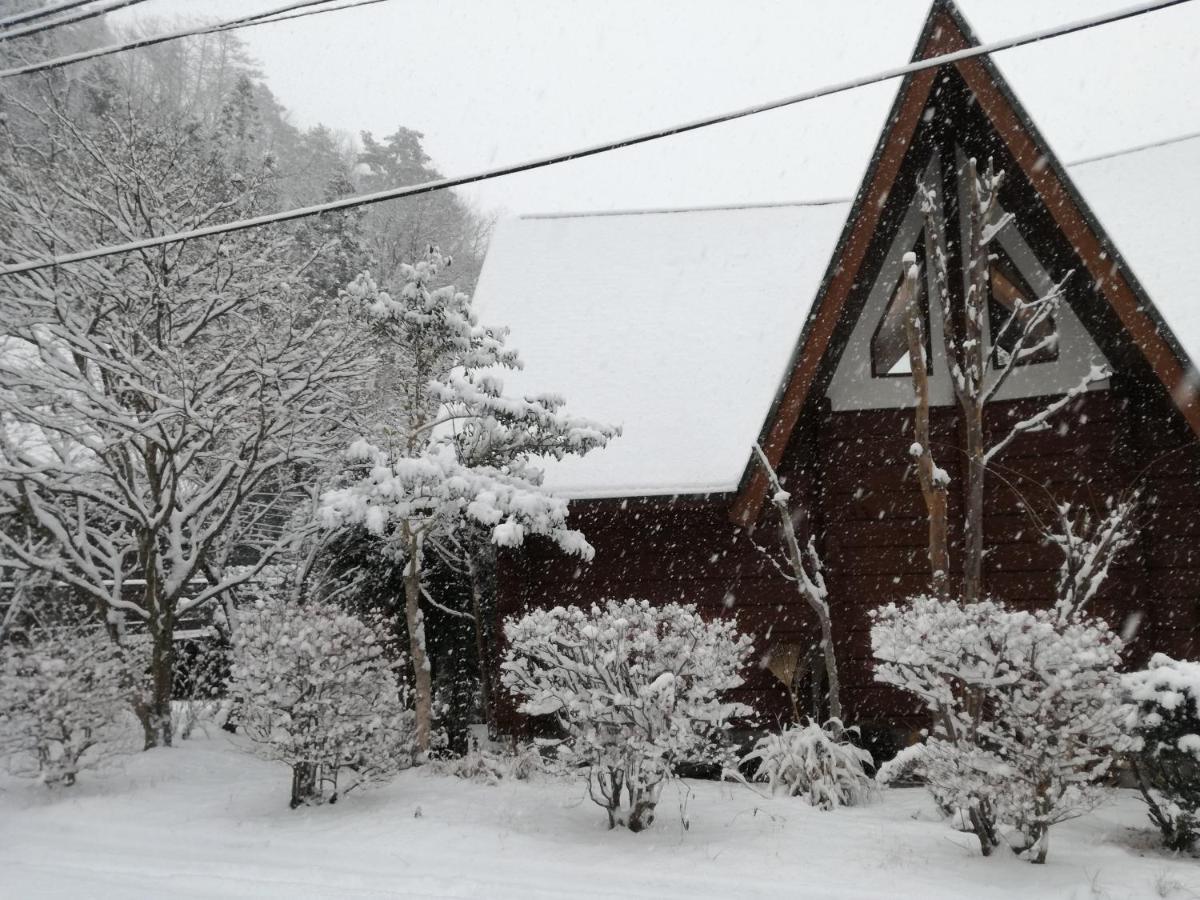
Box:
[627,796,658,833]
[290,762,319,808]
[901,251,950,597]
[140,567,175,749]
[963,406,985,603]
[404,532,434,756]
[753,445,841,722]
[815,610,841,723]
[962,158,990,605]
[465,554,495,737]
[968,802,1000,856]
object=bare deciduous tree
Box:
[751,444,840,722]
[0,100,370,748]
[908,158,1102,600]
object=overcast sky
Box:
[111,1,1200,218]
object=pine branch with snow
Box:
[501,599,752,832]
[321,250,618,754]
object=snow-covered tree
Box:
[226,592,414,808]
[750,444,840,720]
[0,99,371,748]
[742,719,875,809]
[0,627,137,786]
[320,251,618,754]
[1123,654,1200,852]
[501,599,752,832]
[356,128,494,290]
[871,596,1127,862]
[903,160,1106,601]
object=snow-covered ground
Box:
[1,735,1196,899]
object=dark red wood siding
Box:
[495,384,1199,738]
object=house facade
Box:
[475,1,1200,747]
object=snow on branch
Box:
[983,365,1108,466]
[1049,494,1138,622]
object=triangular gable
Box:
[730,0,1200,527]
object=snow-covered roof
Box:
[1069,138,1200,370]
[472,202,848,498]
[473,143,1200,501]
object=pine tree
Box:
[321,250,617,754]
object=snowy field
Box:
[1,736,1196,900]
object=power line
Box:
[0,0,1193,277]
[0,0,99,30]
[240,0,391,30]
[0,0,367,77]
[715,129,1200,209]
[0,0,154,41]
[1067,129,1200,166]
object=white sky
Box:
[110,0,1200,218]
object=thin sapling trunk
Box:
[752,444,841,722]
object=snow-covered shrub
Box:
[742,719,875,809]
[172,699,234,741]
[435,744,544,785]
[875,742,926,787]
[872,595,1126,863]
[501,599,753,832]
[1123,654,1200,851]
[227,596,415,808]
[0,628,136,786]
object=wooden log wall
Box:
[495,386,1199,740]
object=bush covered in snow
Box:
[742,719,875,809]
[1123,654,1200,851]
[227,596,415,808]
[871,595,1127,863]
[501,599,752,832]
[0,628,137,786]
[434,744,544,785]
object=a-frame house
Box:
[476,0,1200,747]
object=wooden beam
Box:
[951,55,1200,437]
[729,11,961,527]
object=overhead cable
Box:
[0,0,367,77]
[0,0,153,42]
[0,0,1193,276]
[0,0,100,29]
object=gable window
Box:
[871,234,931,377]
[987,244,1058,367]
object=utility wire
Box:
[241,0,391,30]
[0,0,98,29]
[0,0,1193,277]
[0,0,153,41]
[1067,128,1200,166]
[0,0,362,77]
[707,130,1200,209]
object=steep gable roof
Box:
[472,201,847,498]
[472,0,1200,507]
[729,0,1200,525]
